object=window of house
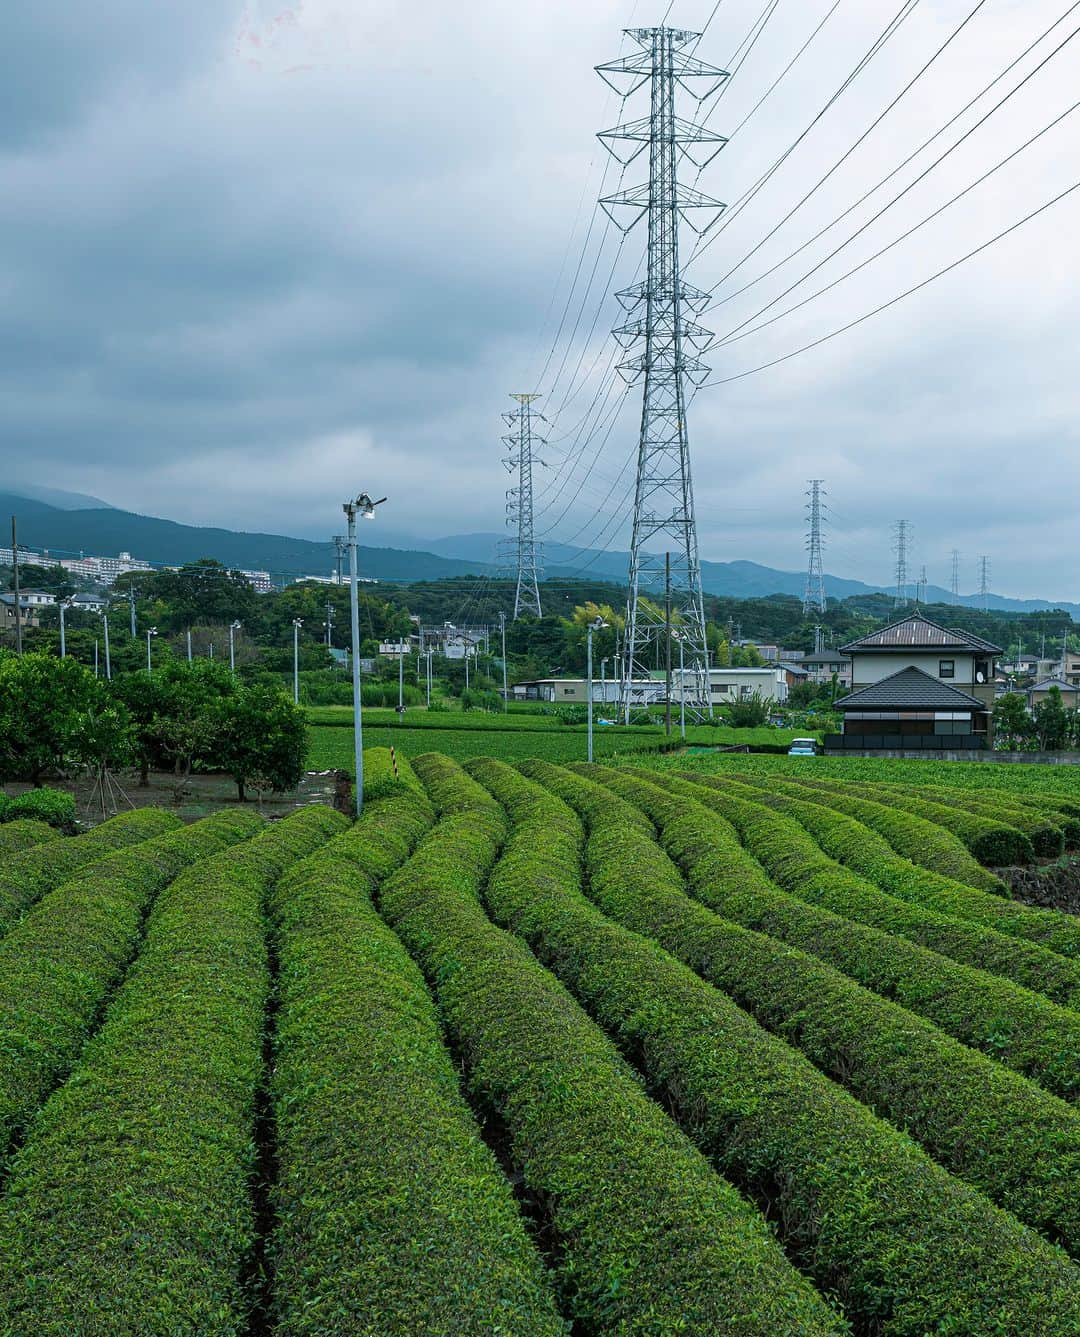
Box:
[938,659,955,679]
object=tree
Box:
[1033,686,1069,751]
[992,693,1032,752]
[723,691,770,728]
[8,563,75,600]
[214,683,307,802]
[0,653,101,784]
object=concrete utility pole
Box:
[128,585,137,638]
[499,611,508,711]
[186,628,193,661]
[229,620,241,672]
[10,516,21,656]
[343,492,386,818]
[146,627,157,672]
[586,615,608,764]
[59,598,71,658]
[292,618,303,705]
[664,552,672,738]
[332,535,347,586]
[103,612,111,680]
[324,599,334,648]
[600,27,725,723]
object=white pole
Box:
[187,628,192,662]
[500,611,508,710]
[679,635,686,740]
[346,507,364,817]
[601,657,606,709]
[398,643,404,712]
[59,601,67,659]
[104,614,111,680]
[229,623,235,672]
[146,630,152,672]
[464,642,469,693]
[426,649,432,706]
[293,621,300,704]
[587,623,594,764]
[94,639,99,677]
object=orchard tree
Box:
[214,683,307,802]
[1033,686,1069,751]
[0,652,101,785]
[992,693,1032,751]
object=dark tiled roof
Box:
[836,666,986,711]
[1029,677,1080,694]
[840,615,1002,655]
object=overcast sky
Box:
[3,0,1078,598]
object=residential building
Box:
[1027,677,1080,710]
[833,614,1002,749]
[800,651,852,690]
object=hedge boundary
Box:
[0,807,182,943]
[581,767,1080,1103]
[482,760,1080,1333]
[269,787,566,1335]
[0,805,343,1336]
[390,755,844,1334]
[519,762,1080,1257]
[0,808,262,1166]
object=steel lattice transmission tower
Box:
[802,480,827,614]
[950,548,961,604]
[978,555,991,612]
[893,521,911,608]
[596,27,729,721]
[501,393,545,620]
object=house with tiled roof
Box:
[832,615,1002,750]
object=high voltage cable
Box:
[695,174,1080,388]
[684,0,922,268]
[537,390,634,536]
[535,382,632,524]
[709,0,1080,313]
[695,0,989,283]
[711,31,1080,350]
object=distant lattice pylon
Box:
[803,480,827,614]
[500,393,545,620]
[893,521,910,608]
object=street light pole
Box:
[398,641,404,712]
[679,633,686,740]
[230,620,241,672]
[343,492,386,818]
[587,616,608,764]
[103,612,112,680]
[146,626,157,672]
[426,649,432,707]
[499,612,509,710]
[186,628,192,662]
[59,599,70,659]
[292,619,303,704]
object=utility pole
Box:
[978,556,991,612]
[333,536,347,586]
[324,599,334,648]
[892,521,910,608]
[802,480,827,614]
[499,611,508,710]
[950,549,961,604]
[501,394,544,619]
[103,612,111,680]
[426,648,432,707]
[664,551,672,738]
[128,585,137,638]
[598,27,727,724]
[59,598,70,658]
[10,516,21,656]
[186,628,193,662]
[916,565,927,606]
[292,618,303,704]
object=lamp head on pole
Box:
[590,616,609,632]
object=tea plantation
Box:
[0,748,1078,1334]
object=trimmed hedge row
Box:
[489,760,1080,1333]
[362,743,429,803]
[394,755,843,1334]
[765,772,1005,889]
[790,776,1034,866]
[867,782,1069,857]
[0,819,60,857]
[0,805,344,1336]
[0,788,76,830]
[584,767,1080,1102]
[521,762,1080,1256]
[682,774,1080,1007]
[270,791,567,1335]
[0,807,262,1165]
[723,772,1080,963]
[0,807,182,941]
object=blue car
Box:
[787,738,818,757]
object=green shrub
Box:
[677,773,1080,1008]
[388,757,844,1334]
[269,795,565,1335]
[796,776,1035,866]
[361,744,426,803]
[585,767,1080,1102]
[522,761,1080,1257]
[0,807,182,942]
[0,818,61,857]
[1,787,76,831]
[0,806,344,1335]
[722,772,1080,962]
[0,807,262,1163]
[474,761,1080,1334]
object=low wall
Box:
[822,748,1080,764]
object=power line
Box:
[695,174,1080,388]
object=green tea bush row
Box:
[0,805,343,1336]
[723,773,1080,962]
[758,771,1004,889]
[585,767,1080,1102]
[496,761,1080,1333]
[392,757,842,1334]
[0,788,76,831]
[868,782,1069,856]
[0,819,60,858]
[0,807,182,941]
[361,743,427,802]
[794,776,1034,866]
[0,807,262,1165]
[269,792,566,1336]
[681,774,1080,1007]
[524,762,1080,1256]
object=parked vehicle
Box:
[787,738,818,757]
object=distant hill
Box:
[0,494,496,584]
[6,483,115,510]
[3,492,1077,615]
